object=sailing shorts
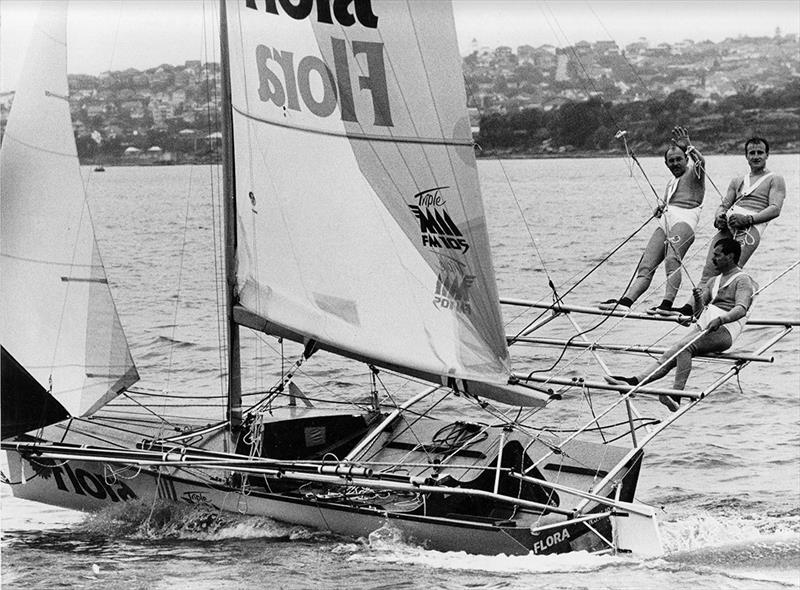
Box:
[658,205,701,234]
[697,304,746,344]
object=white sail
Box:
[226,1,545,406]
[0,3,138,421]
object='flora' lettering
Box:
[256,38,392,126]
[532,528,571,554]
[245,0,379,29]
[49,463,138,503]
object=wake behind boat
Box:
[1,1,797,558]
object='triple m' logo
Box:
[409,205,470,253]
[434,270,474,314]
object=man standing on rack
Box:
[600,126,705,315]
[606,238,756,411]
[672,136,785,316]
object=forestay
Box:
[0,3,138,428]
[226,0,545,406]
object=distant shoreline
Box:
[83,148,798,168]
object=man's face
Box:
[711,246,733,271]
[746,141,768,172]
[665,148,687,177]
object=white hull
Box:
[3,449,656,556]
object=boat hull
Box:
[3,449,627,556]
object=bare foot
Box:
[605,375,638,386]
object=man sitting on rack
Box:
[606,238,755,411]
[599,126,706,315]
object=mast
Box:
[218,0,242,429]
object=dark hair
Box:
[745,136,769,154]
[663,145,686,161]
[714,237,742,264]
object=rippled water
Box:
[2,155,799,589]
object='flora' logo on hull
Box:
[532,528,570,554]
[36,460,138,503]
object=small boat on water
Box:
[1,1,797,557]
[93,164,105,172]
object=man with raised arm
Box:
[673,136,785,316]
[606,238,756,411]
[599,126,706,315]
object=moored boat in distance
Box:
[2,1,797,558]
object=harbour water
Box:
[2,155,799,589]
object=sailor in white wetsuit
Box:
[606,238,755,411]
[673,136,785,317]
[599,126,705,315]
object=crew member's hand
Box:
[671,126,690,150]
[707,317,723,331]
[727,213,750,229]
[654,205,664,218]
[713,213,729,230]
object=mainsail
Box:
[0,3,138,436]
[226,0,546,406]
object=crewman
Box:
[606,238,755,411]
[599,126,706,315]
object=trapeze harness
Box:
[697,272,749,343]
[727,172,774,245]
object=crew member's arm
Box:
[750,175,786,225]
[728,175,786,229]
[686,145,705,179]
[691,285,711,318]
[707,278,754,331]
[671,126,705,178]
[715,179,737,230]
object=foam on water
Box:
[660,511,800,553]
[74,499,318,542]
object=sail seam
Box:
[1,133,76,158]
[231,104,473,147]
[1,253,102,269]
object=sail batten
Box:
[231,104,474,145]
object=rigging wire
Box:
[201,0,228,421]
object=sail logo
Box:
[409,204,470,253]
[245,0,378,28]
[255,37,392,126]
[434,261,474,314]
[414,186,447,207]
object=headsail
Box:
[0,3,138,435]
[226,1,545,406]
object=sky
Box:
[2,0,799,92]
